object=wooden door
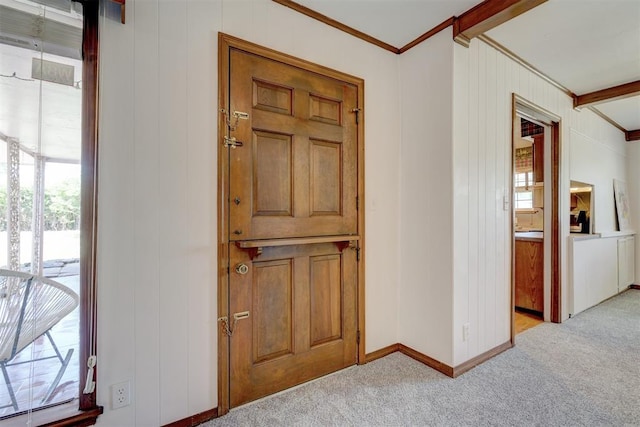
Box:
[228,49,358,240]
[224,47,360,408]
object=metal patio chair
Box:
[0,269,79,412]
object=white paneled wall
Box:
[97,0,401,425]
[451,38,630,365]
[96,0,634,423]
[397,29,454,365]
[570,129,627,233]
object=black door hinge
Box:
[356,330,361,345]
[356,247,361,262]
[356,196,359,210]
[351,108,361,124]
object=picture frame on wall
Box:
[613,179,631,231]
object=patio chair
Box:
[0,269,79,412]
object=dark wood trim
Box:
[78,0,100,412]
[551,121,561,323]
[626,129,640,142]
[512,96,563,326]
[398,344,454,378]
[398,18,454,53]
[217,32,366,414]
[271,0,399,54]
[453,0,547,46]
[365,344,400,363]
[162,408,219,427]
[109,0,126,24]
[574,80,640,108]
[217,33,231,417]
[510,95,518,344]
[356,75,366,366]
[367,341,514,379]
[39,407,104,427]
[588,106,627,133]
[452,341,513,377]
[483,35,627,141]
[480,36,574,98]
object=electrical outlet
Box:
[463,323,470,342]
[111,381,131,409]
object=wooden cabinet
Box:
[515,239,544,313]
[533,134,544,183]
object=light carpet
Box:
[205,289,640,426]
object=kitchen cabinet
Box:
[569,236,623,317]
[618,236,636,291]
[533,134,544,183]
[515,238,544,313]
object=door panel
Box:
[252,131,293,217]
[229,243,357,407]
[229,49,358,240]
[226,48,360,408]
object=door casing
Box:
[511,94,561,344]
[217,33,366,415]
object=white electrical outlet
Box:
[463,323,470,342]
[111,381,131,409]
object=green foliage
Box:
[0,178,80,231]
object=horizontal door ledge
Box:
[236,235,360,249]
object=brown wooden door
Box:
[225,49,360,407]
[228,49,358,240]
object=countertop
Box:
[515,231,543,242]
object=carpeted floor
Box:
[206,289,640,426]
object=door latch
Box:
[220,109,249,131]
[217,311,250,337]
[223,136,244,149]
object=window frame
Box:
[76,0,101,419]
[0,1,101,424]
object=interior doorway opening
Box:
[512,96,561,340]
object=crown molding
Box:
[271,0,399,53]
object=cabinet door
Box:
[617,236,636,291]
[618,238,626,292]
[626,237,635,286]
[533,134,544,183]
[515,240,544,312]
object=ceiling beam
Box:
[626,129,640,142]
[573,80,640,108]
[453,0,548,47]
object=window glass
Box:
[0,1,82,418]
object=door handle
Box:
[235,263,249,275]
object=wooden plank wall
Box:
[451,37,629,366]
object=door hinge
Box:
[356,247,361,262]
[356,196,359,210]
[351,108,361,124]
[356,330,361,345]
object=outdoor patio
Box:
[0,261,79,418]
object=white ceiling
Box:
[293,0,640,135]
[292,0,480,48]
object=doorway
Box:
[511,96,561,340]
[217,34,365,414]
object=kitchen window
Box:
[514,172,533,209]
